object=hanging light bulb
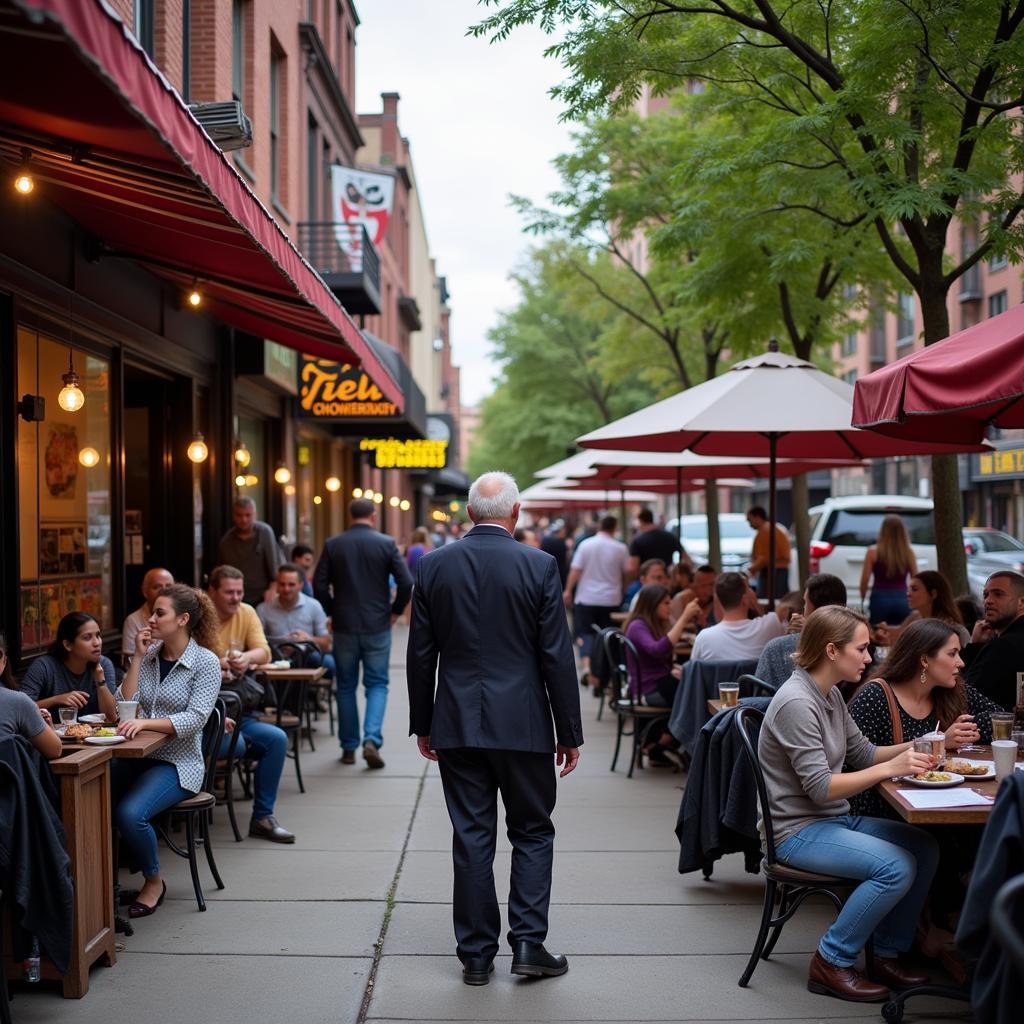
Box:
[78,446,99,468]
[313,494,323,505]
[389,496,400,508]
[372,492,384,505]
[234,474,247,487]
[400,500,411,511]
[57,349,84,412]
[233,442,251,467]
[352,487,363,498]
[284,484,296,496]
[13,148,34,195]
[187,433,209,463]
[325,476,341,492]
[274,464,292,484]
[186,279,203,308]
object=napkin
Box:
[896,789,994,809]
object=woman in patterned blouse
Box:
[114,584,221,918]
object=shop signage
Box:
[331,165,395,271]
[977,447,1024,478]
[263,342,297,395]
[297,356,399,418]
[360,437,448,469]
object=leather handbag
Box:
[875,677,903,745]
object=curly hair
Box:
[158,584,220,653]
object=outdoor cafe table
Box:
[876,745,1005,825]
[707,698,723,715]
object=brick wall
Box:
[106,0,134,26]
[189,0,233,104]
[155,0,186,95]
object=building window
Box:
[307,114,319,220]
[989,290,1008,318]
[17,326,113,654]
[988,252,1008,272]
[134,0,155,57]
[270,49,281,201]
[842,369,857,386]
[841,331,857,357]
[896,293,916,346]
[232,0,246,106]
[869,303,887,363]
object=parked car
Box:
[964,527,1024,600]
[794,495,937,607]
[664,513,755,574]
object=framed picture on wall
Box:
[20,587,41,650]
[40,527,60,575]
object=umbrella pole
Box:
[620,486,627,542]
[768,433,778,611]
[676,467,683,546]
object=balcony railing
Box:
[298,222,381,316]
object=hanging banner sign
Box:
[360,438,448,469]
[298,356,398,418]
[331,165,395,270]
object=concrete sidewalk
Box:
[13,624,967,1023]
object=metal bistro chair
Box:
[737,673,779,698]
[733,705,873,988]
[157,698,227,912]
[258,673,309,794]
[269,638,326,751]
[590,624,620,721]
[604,629,675,778]
[215,689,245,843]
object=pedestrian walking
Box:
[859,515,917,626]
[407,471,583,986]
[314,497,412,768]
[216,497,285,607]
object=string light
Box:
[325,476,341,492]
[352,487,363,498]
[284,484,296,496]
[13,148,33,195]
[233,442,251,467]
[389,496,400,508]
[372,492,383,504]
[187,285,202,308]
[78,446,99,468]
[234,474,247,487]
[313,495,323,505]
[243,474,259,486]
[57,349,84,412]
[187,433,209,463]
[400,500,411,511]
[274,464,292,484]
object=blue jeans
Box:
[333,630,391,751]
[111,758,190,878]
[869,589,910,626]
[776,815,939,967]
[305,650,336,679]
[218,716,288,819]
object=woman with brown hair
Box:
[759,606,938,1002]
[874,570,963,645]
[860,515,918,626]
[112,584,221,919]
[623,584,699,706]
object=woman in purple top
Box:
[624,584,701,705]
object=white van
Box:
[794,495,937,604]
[664,513,754,573]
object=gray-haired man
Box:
[217,497,285,606]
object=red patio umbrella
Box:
[852,303,1024,444]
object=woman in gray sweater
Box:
[758,606,939,1003]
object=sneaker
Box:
[363,741,385,769]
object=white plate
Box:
[79,713,107,724]
[944,758,996,780]
[84,734,126,745]
[900,772,964,788]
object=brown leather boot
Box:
[807,951,890,1002]
[868,957,929,989]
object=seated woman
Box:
[759,606,938,1002]
[113,584,221,918]
[874,571,962,646]
[624,584,699,765]
[20,612,117,721]
[0,631,61,759]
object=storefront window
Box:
[237,414,267,517]
[17,326,113,652]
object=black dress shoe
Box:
[510,940,568,977]
[462,958,495,986]
[128,881,167,919]
[249,815,296,843]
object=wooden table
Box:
[59,730,169,758]
[4,747,116,998]
[707,698,724,715]
[258,666,327,683]
[876,747,1008,824]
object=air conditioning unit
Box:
[188,101,253,152]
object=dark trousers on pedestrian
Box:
[436,747,557,964]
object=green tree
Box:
[474,0,1024,592]
[466,244,650,486]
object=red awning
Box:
[853,303,1024,445]
[0,0,402,408]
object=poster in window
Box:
[78,577,102,618]
[57,525,87,574]
[44,423,78,499]
[39,583,62,644]
[125,510,142,534]
[20,587,41,650]
[40,527,60,575]
[62,579,80,613]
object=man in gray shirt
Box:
[257,564,334,677]
[217,497,284,606]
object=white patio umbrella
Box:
[518,478,661,513]
[577,342,990,605]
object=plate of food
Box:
[62,722,95,741]
[85,728,125,745]
[900,770,965,788]
[79,713,108,725]
[944,758,996,780]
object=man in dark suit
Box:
[314,497,412,769]
[407,472,583,986]
[962,570,1024,711]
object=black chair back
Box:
[603,629,643,706]
[738,673,778,698]
[199,699,226,795]
[733,706,776,866]
[268,638,320,669]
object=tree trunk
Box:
[919,280,968,595]
[791,472,811,589]
[704,481,721,570]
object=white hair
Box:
[468,471,520,521]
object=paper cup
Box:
[992,739,1017,781]
[117,700,139,721]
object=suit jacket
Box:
[962,614,1024,711]
[314,523,413,634]
[406,523,583,752]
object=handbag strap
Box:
[875,678,903,745]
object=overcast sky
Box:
[355,0,573,406]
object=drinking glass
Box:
[58,706,77,728]
[719,683,739,708]
[991,712,1014,741]
[1011,730,1024,760]
[992,740,1017,781]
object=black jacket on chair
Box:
[314,522,413,634]
[961,614,1024,711]
[406,524,584,752]
[0,736,73,974]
